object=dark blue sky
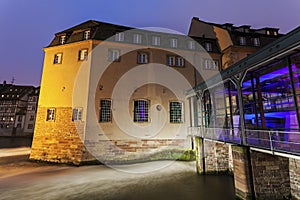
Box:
[0,0,299,86]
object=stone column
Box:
[231,145,254,199]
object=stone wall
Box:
[290,158,300,199]
[250,151,290,200]
[30,107,85,164]
[232,145,253,200]
[195,139,230,174]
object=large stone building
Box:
[0,82,39,136]
[30,20,223,164]
[189,17,282,69]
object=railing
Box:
[188,126,300,156]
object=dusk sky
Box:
[0,0,299,86]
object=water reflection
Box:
[0,137,32,148]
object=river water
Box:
[0,161,235,200]
[0,137,32,148]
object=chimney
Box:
[3,80,6,85]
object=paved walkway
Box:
[0,147,30,157]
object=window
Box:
[205,42,212,51]
[78,49,88,61]
[134,99,149,122]
[170,101,183,123]
[46,108,55,121]
[239,37,246,45]
[203,59,218,70]
[72,108,82,121]
[30,115,34,121]
[266,30,270,35]
[167,56,185,67]
[170,38,178,48]
[137,52,149,64]
[115,32,124,42]
[133,34,142,44]
[274,31,278,36]
[152,36,161,46]
[253,38,260,47]
[99,99,112,122]
[60,35,66,44]
[187,40,195,50]
[108,49,120,62]
[54,53,62,64]
[27,124,33,129]
[176,57,185,67]
[83,30,91,40]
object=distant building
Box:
[0,82,39,136]
[189,17,283,69]
[30,20,222,164]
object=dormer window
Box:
[239,37,246,45]
[83,30,91,40]
[266,30,270,35]
[205,42,212,51]
[187,40,195,50]
[170,38,178,48]
[274,31,278,36]
[133,34,142,44]
[60,35,66,44]
[253,38,260,47]
[115,32,124,42]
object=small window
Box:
[72,108,82,121]
[133,34,142,44]
[46,108,55,121]
[205,42,212,51]
[239,37,246,45]
[203,59,218,70]
[99,99,112,122]
[170,38,178,48]
[108,49,120,62]
[175,57,185,67]
[115,32,124,42]
[266,30,270,35]
[54,53,63,64]
[170,101,183,123]
[152,36,161,46]
[30,115,34,121]
[187,40,195,50]
[274,31,278,36]
[167,56,176,66]
[27,124,33,129]
[60,35,66,44]
[134,99,149,123]
[167,56,184,67]
[78,49,88,61]
[253,38,260,47]
[137,52,149,64]
[83,30,91,40]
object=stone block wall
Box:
[30,107,85,164]
[232,145,253,200]
[250,151,290,200]
[290,158,300,199]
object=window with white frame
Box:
[72,108,82,121]
[83,30,91,40]
[187,40,195,50]
[152,36,161,46]
[133,34,142,44]
[46,108,55,121]
[170,101,183,123]
[205,42,212,51]
[54,53,62,64]
[115,32,124,42]
[134,99,149,122]
[167,56,184,67]
[170,38,178,48]
[60,35,66,44]
[78,49,88,61]
[239,36,246,45]
[203,59,218,70]
[253,38,260,47]
[108,49,120,62]
[137,52,149,64]
[99,99,112,122]
[167,56,176,66]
